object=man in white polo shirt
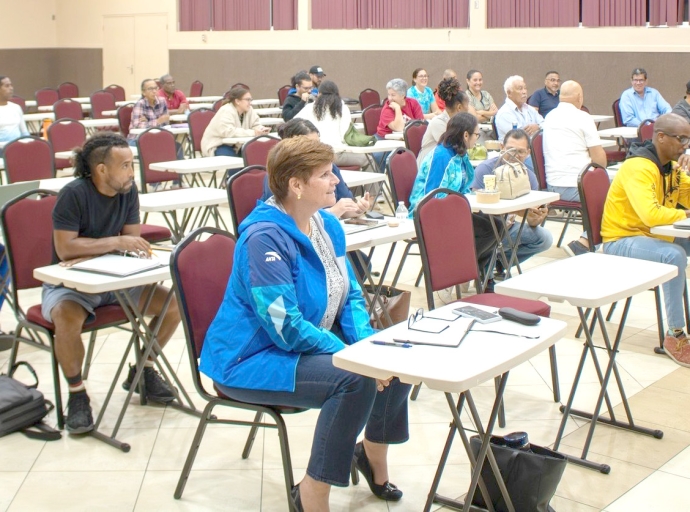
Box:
[0,76,29,150]
[543,80,607,256]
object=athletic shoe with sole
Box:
[66,392,94,434]
[122,364,177,403]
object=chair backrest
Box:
[359,88,381,109]
[242,135,280,167]
[577,163,610,249]
[362,105,383,136]
[104,84,126,102]
[414,189,480,310]
[0,190,58,298]
[403,120,428,157]
[53,98,83,120]
[530,130,547,190]
[117,104,133,137]
[189,80,203,97]
[386,148,418,207]
[35,88,59,107]
[47,119,86,169]
[135,128,180,190]
[58,82,79,99]
[3,136,55,183]
[580,105,590,113]
[638,118,655,142]
[90,90,117,119]
[188,108,215,155]
[612,99,623,127]
[171,227,236,397]
[226,165,267,233]
[213,99,224,112]
[9,96,26,113]
[277,85,291,106]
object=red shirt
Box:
[434,90,446,111]
[158,89,188,111]
[376,98,423,137]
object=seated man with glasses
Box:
[619,67,671,128]
[601,113,690,367]
[472,129,552,276]
[527,70,561,118]
[543,80,607,256]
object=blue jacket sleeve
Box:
[243,230,346,354]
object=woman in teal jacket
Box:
[201,136,411,510]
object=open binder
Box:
[69,253,165,277]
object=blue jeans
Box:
[604,236,690,329]
[217,353,411,486]
[371,134,389,172]
[504,222,553,265]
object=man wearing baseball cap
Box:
[309,66,326,90]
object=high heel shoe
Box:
[353,441,403,501]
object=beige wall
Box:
[0,0,56,48]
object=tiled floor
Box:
[1,202,689,511]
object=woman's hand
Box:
[328,198,363,219]
[376,377,393,392]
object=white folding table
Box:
[495,252,676,473]
[34,252,198,451]
[333,302,568,512]
[79,118,119,135]
[187,95,222,103]
[253,107,283,117]
[598,127,638,139]
[23,112,55,133]
[139,187,229,241]
[148,155,244,188]
[340,169,387,188]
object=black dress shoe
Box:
[290,484,303,512]
[353,441,403,501]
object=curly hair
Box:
[73,132,129,179]
[313,80,342,121]
[437,77,468,111]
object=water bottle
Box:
[512,122,518,130]
[395,201,408,221]
[504,431,531,451]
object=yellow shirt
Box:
[601,156,690,243]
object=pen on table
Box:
[459,319,477,346]
[370,340,413,348]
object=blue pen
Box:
[370,340,413,348]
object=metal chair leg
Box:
[174,400,216,499]
[495,376,506,428]
[410,383,422,401]
[390,243,414,288]
[82,331,97,379]
[242,412,263,459]
[548,344,560,402]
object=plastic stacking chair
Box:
[277,85,291,106]
[53,99,84,121]
[638,119,655,142]
[531,130,582,247]
[136,128,181,193]
[226,165,267,234]
[47,119,86,170]
[9,96,27,113]
[361,105,383,136]
[413,189,559,409]
[170,227,307,509]
[3,136,55,183]
[35,88,59,108]
[104,84,126,102]
[188,108,215,158]
[241,135,280,167]
[90,90,117,119]
[1,190,130,429]
[403,120,428,158]
[58,82,79,99]
[116,104,133,138]
[359,88,381,109]
[189,80,203,97]
[386,148,423,288]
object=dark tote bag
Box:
[469,435,566,512]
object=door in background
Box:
[102,14,168,99]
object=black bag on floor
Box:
[469,435,566,512]
[0,362,61,441]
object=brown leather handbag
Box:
[365,285,411,329]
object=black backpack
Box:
[0,362,61,441]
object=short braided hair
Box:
[73,132,129,179]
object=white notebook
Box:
[69,253,164,277]
[673,218,690,230]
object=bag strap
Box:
[9,361,39,389]
[22,422,62,442]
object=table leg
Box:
[555,302,663,473]
[425,373,515,512]
[349,244,398,328]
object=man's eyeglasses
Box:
[661,132,690,146]
[632,79,646,84]
[144,86,159,91]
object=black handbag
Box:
[469,435,566,512]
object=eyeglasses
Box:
[632,79,646,83]
[144,86,159,91]
[416,75,428,79]
[546,78,560,82]
[472,131,481,136]
[408,308,449,333]
[661,132,690,146]
[241,97,253,102]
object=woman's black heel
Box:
[352,441,403,501]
